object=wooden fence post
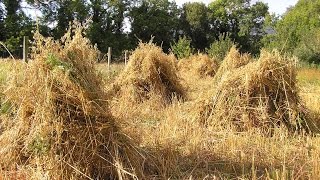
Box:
[108,47,112,71]
[23,36,29,63]
[124,50,128,65]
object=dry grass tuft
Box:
[110,42,185,105]
[213,46,252,84]
[177,54,219,101]
[0,60,24,91]
[178,54,219,78]
[196,50,314,134]
[0,24,154,179]
[0,60,25,133]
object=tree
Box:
[208,0,268,54]
[293,28,320,64]
[207,33,235,61]
[0,0,5,42]
[54,0,88,38]
[87,0,108,53]
[3,0,22,55]
[87,0,132,57]
[27,0,89,39]
[106,0,132,56]
[27,0,133,57]
[170,36,193,59]
[238,1,268,54]
[180,2,209,50]
[265,0,320,56]
[2,0,34,57]
[55,1,74,38]
[129,0,180,52]
[261,13,279,51]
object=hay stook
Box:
[213,46,252,85]
[0,23,154,179]
[111,43,185,104]
[198,50,312,134]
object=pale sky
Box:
[174,0,299,15]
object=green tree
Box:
[55,0,88,38]
[3,0,22,55]
[87,0,108,53]
[180,2,209,50]
[55,1,74,38]
[294,28,320,64]
[265,0,320,56]
[239,1,268,54]
[0,0,5,42]
[208,0,268,54]
[261,13,279,51]
[87,0,132,57]
[129,0,180,51]
[2,0,34,57]
[107,0,132,56]
[207,33,235,61]
[27,0,89,39]
[170,36,193,59]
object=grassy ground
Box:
[1,60,320,179]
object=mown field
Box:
[1,30,320,179]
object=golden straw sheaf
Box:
[0,23,156,179]
[195,49,314,134]
[110,42,185,105]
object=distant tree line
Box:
[0,0,320,64]
[262,0,320,64]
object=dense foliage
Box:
[0,0,320,64]
[206,33,235,61]
[263,0,320,63]
[0,0,33,57]
[170,36,193,59]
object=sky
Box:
[174,0,299,15]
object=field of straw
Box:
[1,26,320,179]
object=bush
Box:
[294,29,320,64]
[206,33,236,61]
[170,36,193,59]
